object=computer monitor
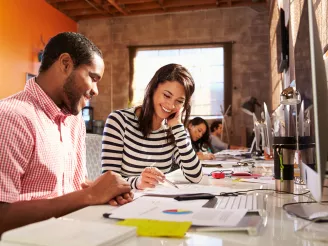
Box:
[263,102,273,155]
[299,101,304,137]
[284,0,328,220]
[253,113,261,152]
[301,0,328,202]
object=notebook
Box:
[1,218,136,246]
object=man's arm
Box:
[0,171,131,237]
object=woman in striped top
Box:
[101,64,203,189]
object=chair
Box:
[85,134,103,181]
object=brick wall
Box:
[269,1,282,110]
[269,0,328,110]
[78,7,270,145]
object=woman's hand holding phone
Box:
[167,108,183,127]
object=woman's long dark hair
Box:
[188,117,211,152]
[138,64,195,140]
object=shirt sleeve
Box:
[0,111,34,203]
[210,135,229,153]
[101,111,139,188]
[171,124,203,183]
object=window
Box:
[129,44,232,118]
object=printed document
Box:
[109,197,247,227]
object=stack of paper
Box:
[1,218,136,246]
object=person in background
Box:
[210,120,246,153]
[101,64,203,190]
[187,117,215,160]
[0,32,132,236]
[209,120,229,153]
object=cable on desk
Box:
[282,201,328,222]
[218,188,310,197]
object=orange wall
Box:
[0,0,77,99]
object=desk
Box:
[1,169,327,246]
[64,169,326,246]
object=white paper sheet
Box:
[201,160,238,167]
[109,197,247,227]
[214,150,250,157]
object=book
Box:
[1,218,136,246]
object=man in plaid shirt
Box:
[0,32,132,235]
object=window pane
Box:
[132,47,224,116]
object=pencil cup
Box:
[273,137,296,193]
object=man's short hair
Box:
[39,32,102,73]
[210,120,222,132]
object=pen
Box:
[149,163,178,188]
[164,178,179,189]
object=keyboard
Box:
[231,166,251,173]
[203,193,265,211]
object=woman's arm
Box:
[171,125,203,183]
[101,111,138,187]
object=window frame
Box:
[128,42,233,116]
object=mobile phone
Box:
[167,112,176,120]
[174,193,215,201]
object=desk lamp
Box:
[280,86,301,105]
[241,97,261,116]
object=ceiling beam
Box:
[163,0,217,8]
[117,0,154,4]
[76,14,111,21]
[221,1,267,7]
[156,0,165,10]
[55,1,91,10]
[166,4,217,12]
[126,2,160,11]
[65,8,107,16]
[107,0,128,15]
[46,0,76,3]
[127,8,165,15]
[130,4,216,15]
[107,0,129,15]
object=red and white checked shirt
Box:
[0,78,86,203]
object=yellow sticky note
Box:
[117,219,191,238]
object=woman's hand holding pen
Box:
[197,152,215,160]
[137,167,165,190]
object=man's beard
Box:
[63,73,82,115]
